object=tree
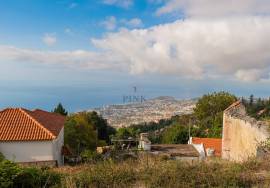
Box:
[115,128,135,139]
[161,125,189,144]
[53,103,68,116]
[87,111,116,143]
[64,112,98,155]
[64,111,116,155]
[249,94,254,106]
[194,92,237,138]
[243,95,270,119]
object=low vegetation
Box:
[3,153,270,188]
[0,159,61,188]
[69,155,270,188]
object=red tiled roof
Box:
[0,108,65,141]
[192,137,222,157]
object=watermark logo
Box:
[123,86,146,103]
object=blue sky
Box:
[1,0,270,111]
[0,0,173,49]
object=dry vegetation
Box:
[56,155,270,188]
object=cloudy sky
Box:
[0,0,270,111]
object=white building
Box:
[0,108,65,166]
[138,133,151,151]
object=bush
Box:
[0,160,61,188]
[80,150,103,163]
[0,160,22,188]
[14,167,61,188]
[0,152,5,162]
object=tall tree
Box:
[249,94,254,106]
[194,91,237,138]
[64,112,97,155]
[53,103,68,116]
[161,125,189,144]
[64,111,116,155]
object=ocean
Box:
[0,79,269,112]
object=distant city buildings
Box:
[92,96,197,128]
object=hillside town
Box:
[1,93,270,164]
[92,96,196,128]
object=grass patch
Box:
[60,156,270,188]
[3,156,270,187]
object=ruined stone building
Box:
[222,101,270,162]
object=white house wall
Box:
[0,141,53,163]
[52,127,64,166]
[0,128,64,165]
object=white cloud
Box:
[235,69,268,82]
[42,33,57,46]
[93,16,270,81]
[2,16,270,82]
[156,0,270,17]
[103,17,143,30]
[121,18,143,28]
[102,0,133,8]
[101,16,117,30]
[0,46,122,70]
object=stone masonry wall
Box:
[222,102,270,162]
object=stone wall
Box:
[222,101,270,162]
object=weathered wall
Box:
[222,102,270,162]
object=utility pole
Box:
[188,119,191,142]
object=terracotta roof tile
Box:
[192,137,222,157]
[0,108,65,141]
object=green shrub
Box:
[0,159,61,188]
[0,152,5,162]
[80,150,102,163]
[14,167,61,188]
[0,160,22,188]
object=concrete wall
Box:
[52,128,64,166]
[0,141,54,162]
[0,129,64,166]
[188,138,205,160]
[222,103,270,161]
[192,143,205,160]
